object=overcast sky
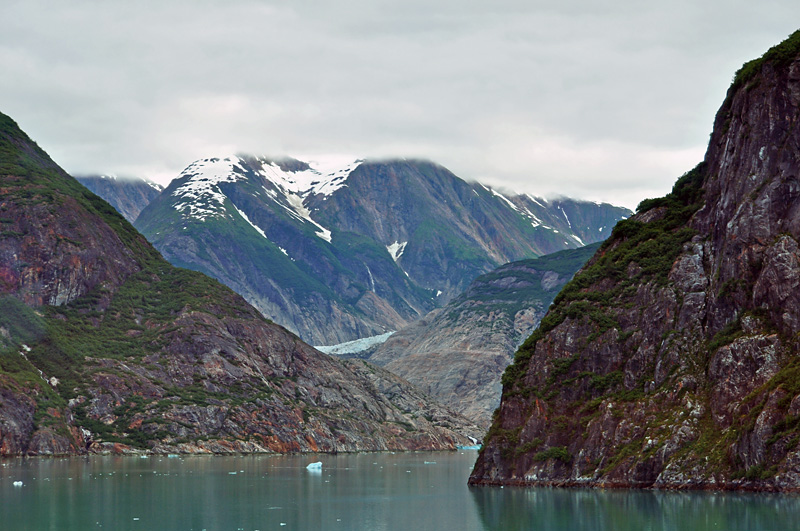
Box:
[1,1,798,209]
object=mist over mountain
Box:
[133,156,629,345]
[75,174,162,223]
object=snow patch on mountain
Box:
[387,241,407,262]
[526,194,547,208]
[284,193,333,242]
[559,206,572,228]
[171,156,245,221]
[232,203,267,239]
[490,188,520,212]
[258,158,362,199]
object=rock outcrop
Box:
[371,244,599,428]
[470,30,800,490]
[0,111,481,456]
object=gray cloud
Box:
[1,0,798,208]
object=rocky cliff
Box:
[470,30,800,490]
[370,244,599,428]
[75,174,163,223]
[134,156,629,345]
[0,112,481,456]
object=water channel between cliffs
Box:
[2,450,798,530]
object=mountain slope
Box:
[370,243,600,428]
[135,156,629,345]
[75,174,163,223]
[470,30,800,491]
[0,112,480,456]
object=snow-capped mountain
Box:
[134,155,630,345]
[75,174,163,223]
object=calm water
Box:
[1,450,797,530]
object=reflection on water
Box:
[471,482,800,530]
[0,451,483,530]
[0,451,797,530]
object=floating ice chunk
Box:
[306,461,322,470]
[13,481,23,486]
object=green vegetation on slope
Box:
[0,113,163,268]
[730,29,800,92]
[502,162,706,389]
[446,242,602,319]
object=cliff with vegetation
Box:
[470,30,800,490]
[0,112,480,456]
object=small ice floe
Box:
[424,461,437,465]
[306,461,322,472]
[13,481,23,487]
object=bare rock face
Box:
[471,31,800,490]
[371,244,599,428]
[0,112,479,456]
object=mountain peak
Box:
[168,154,364,222]
[257,156,363,198]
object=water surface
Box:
[1,451,797,530]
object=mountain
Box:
[134,156,630,345]
[369,243,600,428]
[75,174,163,223]
[470,30,800,491]
[0,111,481,456]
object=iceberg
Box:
[306,461,322,471]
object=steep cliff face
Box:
[471,30,800,490]
[370,244,599,428]
[0,112,480,456]
[75,174,162,223]
[0,114,152,307]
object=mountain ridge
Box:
[134,155,629,345]
[75,174,162,223]
[0,111,481,456]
